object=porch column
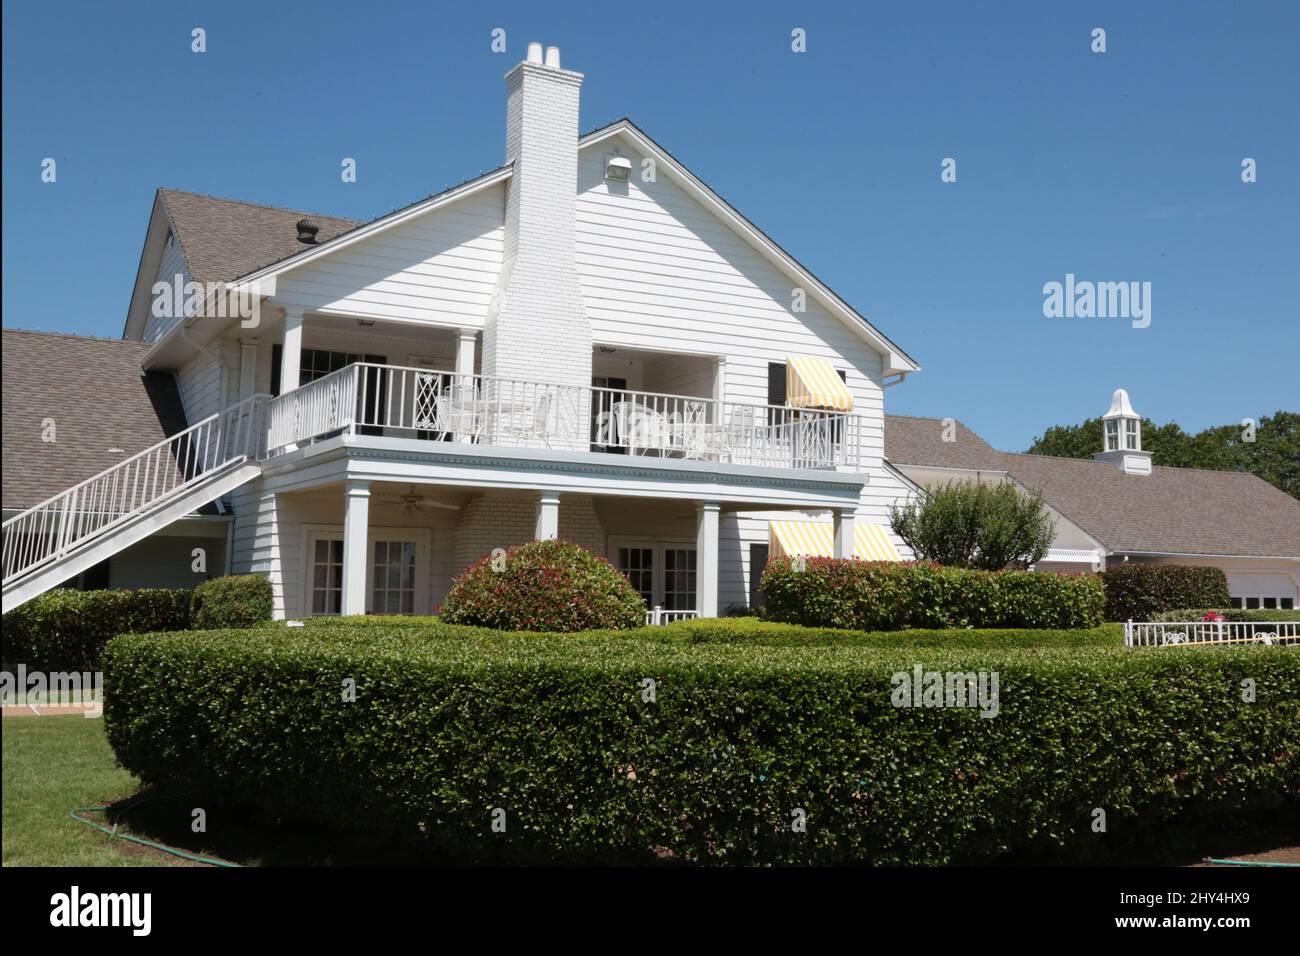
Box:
[238,338,258,400]
[833,507,856,560]
[696,501,720,618]
[455,329,477,379]
[280,306,304,394]
[341,480,370,615]
[535,492,560,540]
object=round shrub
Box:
[191,575,274,630]
[440,539,644,632]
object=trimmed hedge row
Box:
[760,558,1104,630]
[1,575,274,671]
[102,624,1299,864]
[1,588,193,672]
[1100,565,1231,621]
[1152,608,1297,623]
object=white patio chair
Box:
[502,390,553,447]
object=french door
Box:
[613,541,696,611]
[304,527,430,616]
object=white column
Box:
[280,306,304,394]
[341,480,370,615]
[833,507,856,560]
[696,501,720,618]
[239,339,259,401]
[535,492,560,540]
[455,329,477,378]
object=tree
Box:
[889,480,1054,570]
[1025,410,1299,499]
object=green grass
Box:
[1,715,183,867]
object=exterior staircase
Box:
[2,394,269,612]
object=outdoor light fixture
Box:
[605,156,632,182]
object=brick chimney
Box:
[482,42,592,392]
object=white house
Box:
[885,390,1300,609]
[2,44,920,619]
[7,47,1294,619]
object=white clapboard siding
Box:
[143,237,191,344]
[575,140,889,462]
[273,185,506,328]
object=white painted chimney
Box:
[482,41,592,398]
[1092,388,1153,475]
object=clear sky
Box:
[3,0,1296,450]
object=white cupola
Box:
[1092,388,1152,475]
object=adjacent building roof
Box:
[884,414,1300,559]
[158,188,360,285]
[1,329,190,510]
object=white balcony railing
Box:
[264,362,864,470]
[1124,620,1300,648]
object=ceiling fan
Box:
[399,486,460,515]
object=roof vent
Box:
[296,218,320,244]
[605,156,632,182]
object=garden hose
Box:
[1202,857,1300,868]
[70,793,242,867]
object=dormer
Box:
[1093,388,1153,475]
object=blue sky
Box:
[3,0,1296,450]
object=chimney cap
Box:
[545,46,561,68]
[526,41,543,64]
[296,219,320,244]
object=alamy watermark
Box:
[1043,273,1151,329]
[891,665,1000,718]
[2,664,103,716]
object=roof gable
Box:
[578,120,919,375]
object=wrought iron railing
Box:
[1124,619,1300,648]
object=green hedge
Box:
[191,575,274,630]
[102,624,1298,864]
[1152,608,1297,623]
[760,559,1104,630]
[1,588,193,672]
[1100,565,1231,621]
[440,539,644,632]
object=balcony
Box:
[265,362,863,471]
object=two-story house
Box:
[2,43,921,619]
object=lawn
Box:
[1,715,186,867]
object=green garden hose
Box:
[1203,857,1300,868]
[70,801,242,867]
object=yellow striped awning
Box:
[769,520,902,562]
[786,355,854,412]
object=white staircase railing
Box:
[2,394,268,587]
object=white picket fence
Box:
[1124,619,1300,648]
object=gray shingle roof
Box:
[2,329,190,510]
[885,414,1300,558]
[158,189,361,285]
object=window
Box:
[1245,597,1261,609]
[663,548,697,611]
[768,361,847,433]
[749,544,769,609]
[371,540,417,615]
[1282,598,1295,610]
[1105,419,1120,451]
[1124,418,1140,450]
[1231,597,1244,609]
[616,547,654,607]
[1263,597,1278,609]
[613,542,696,610]
[311,537,345,614]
